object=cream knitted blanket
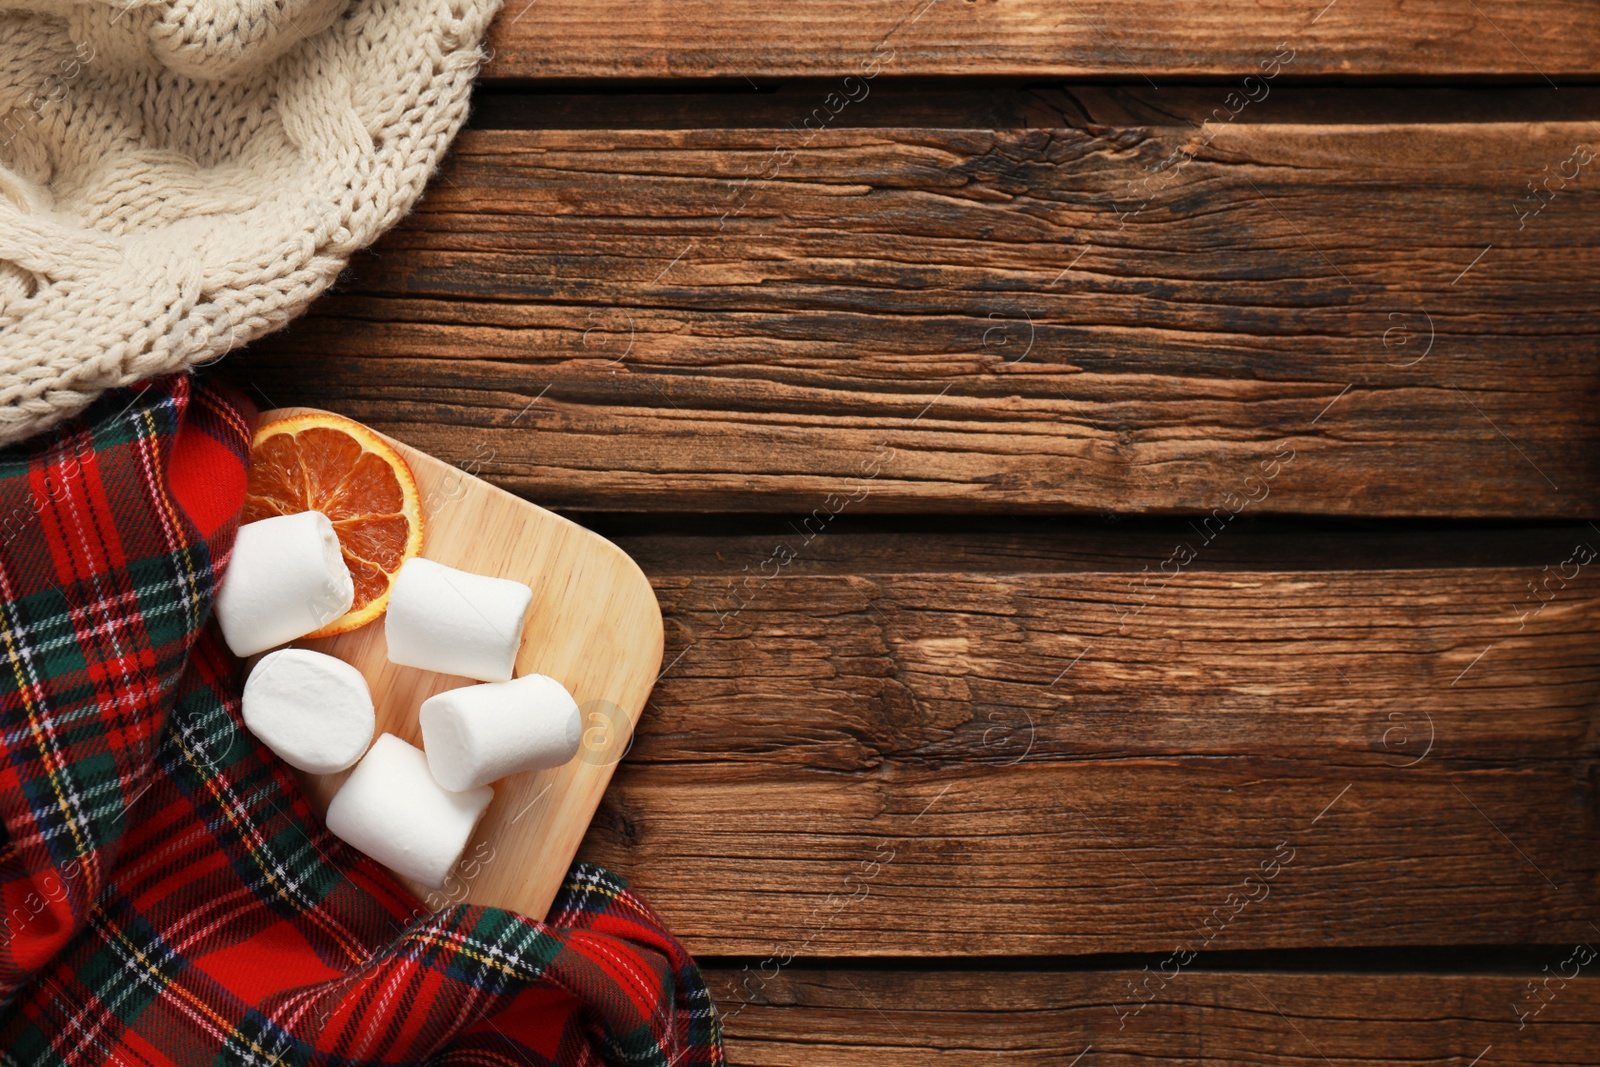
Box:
[0,0,498,445]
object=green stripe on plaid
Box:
[0,377,724,1066]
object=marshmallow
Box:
[325,734,493,889]
[214,511,354,657]
[242,649,375,774]
[420,673,582,791]
[384,558,533,681]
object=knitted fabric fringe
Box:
[0,0,497,444]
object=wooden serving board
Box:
[259,408,663,920]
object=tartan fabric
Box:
[0,376,724,1066]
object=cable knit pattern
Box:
[0,0,497,445]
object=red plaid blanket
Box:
[0,376,723,1066]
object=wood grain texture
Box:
[570,561,1600,954]
[259,409,664,920]
[233,116,1600,516]
[702,968,1600,1067]
[480,0,1600,80]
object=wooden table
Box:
[226,4,1600,1062]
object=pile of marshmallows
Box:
[213,511,581,888]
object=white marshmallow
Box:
[420,673,582,791]
[384,558,533,681]
[242,649,375,774]
[214,511,354,658]
[325,734,493,889]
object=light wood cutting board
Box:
[258,408,663,920]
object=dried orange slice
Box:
[242,412,424,637]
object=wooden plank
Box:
[480,1,1600,81]
[588,762,1597,956]
[232,115,1600,516]
[702,968,1600,1067]
[568,561,1600,955]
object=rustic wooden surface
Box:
[570,555,1598,955]
[480,1,1600,81]
[225,8,1600,1060]
[700,968,1600,1066]
[240,91,1600,516]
